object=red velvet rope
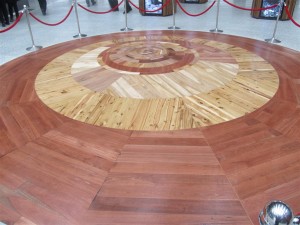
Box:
[128,0,171,13]
[176,0,216,17]
[78,0,124,14]
[0,13,23,33]
[29,5,73,26]
[223,0,278,11]
[285,4,300,27]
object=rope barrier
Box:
[1,0,300,35]
[223,0,278,11]
[0,13,23,33]
[176,0,216,17]
[128,0,171,13]
[285,4,300,28]
[78,0,124,14]
[29,6,74,26]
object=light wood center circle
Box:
[35,34,279,131]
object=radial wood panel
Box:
[0,30,300,225]
[34,35,279,131]
[88,130,251,225]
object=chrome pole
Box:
[265,0,284,43]
[121,0,133,31]
[210,0,223,33]
[24,5,42,51]
[168,0,180,30]
[73,0,87,38]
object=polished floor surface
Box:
[1,1,300,225]
[1,29,300,225]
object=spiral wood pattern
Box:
[35,35,278,131]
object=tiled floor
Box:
[0,0,300,65]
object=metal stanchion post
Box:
[73,0,87,38]
[265,0,283,43]
[168,0,180,30]
[24,5,42,51]
[121,0,133,31]
[210,0,223,33]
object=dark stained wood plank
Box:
[0,101,65,155]
[80,210,253,225]
[126,136,208,146]
[6,103,62,140]
[5,195,73,225]
[1,79,37,104]
[111,162,224,175]
[90,197,246,215]
[0,203,21,224]
[94,173,237,200]
[0,129,16,156]
[0,168,26,190]
[217,137,300,173]
[0,150,103,201]
[203,120,280,156]
[34,134,117,171]
[228,151,300,199]
[90,128,251,224]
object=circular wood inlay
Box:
[35,34,279,131]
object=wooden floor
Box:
[35,34,278,131]
[0,30,299,225]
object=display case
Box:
[251,0,297,20]
[139,0,176,16]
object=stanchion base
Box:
[265,37,281,43]
[73,33,87,38]
[168,26,180,30]
[120,27,133,31]
[209,28,223,33]
[26,45,43,51]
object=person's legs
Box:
[42,0,47,15]
[124,0,132,13]
[0,8,5,26]
[37,0,47,15]
[108,0,119,11]
[86,0,95,6]
[7,1,14,21]
[0,0,9,24]
[12,0,19,18]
